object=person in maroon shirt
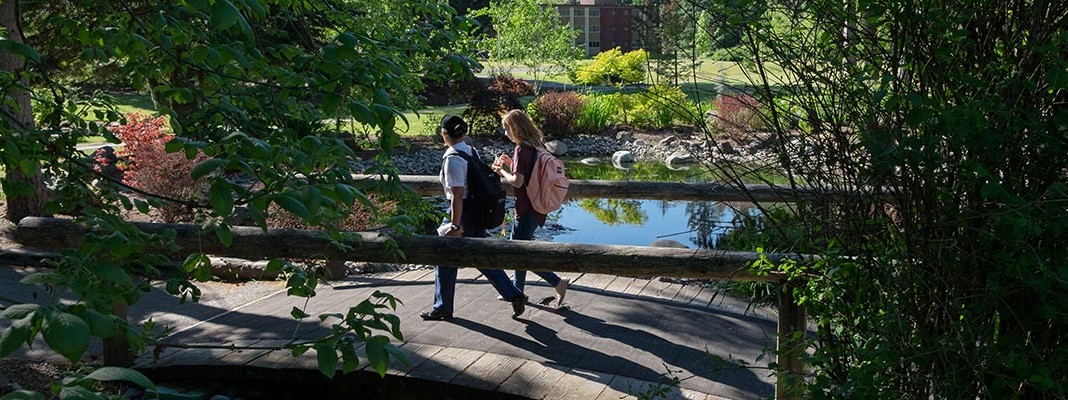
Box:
[491,109,570,307]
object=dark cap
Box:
[439,114,468,137]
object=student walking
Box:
[420,114,528,321]
[491,109,570,307]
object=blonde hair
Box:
[501,109,544,148]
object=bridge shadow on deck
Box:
[0,265,779,399]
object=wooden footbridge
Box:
[6,177,821,399]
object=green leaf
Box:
[365,338,389,376]
[265,259,285,275]
[315,343,338,378]
[85,309,116,337]
[58,385,103,400]
[191,158,226,180]
[0,38,41,63]
[349,102,378,126]
[215,224,233,247]
[134,199,150,214]
[209,184,235,217]
[0,390,45,400]
[42,310,90,363]
[290,307,310,319]
[84,367,156,389]
[0,304,39,319]
[275,194,311,220]
[18,159,36,177]
[321,93,342,114]
[89,263,133,287]
[0,319,31,357]
[210,0,241,31]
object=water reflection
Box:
[544,160,761,250]
[547,198,756,250]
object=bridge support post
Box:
[775,279,806,399]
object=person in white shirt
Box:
[420,114,528,321]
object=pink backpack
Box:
[526,146,570,214]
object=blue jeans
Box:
[432,215,524,315]
[510,211,562,291]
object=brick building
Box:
[556,0,656,57]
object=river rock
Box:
[658,136,677,147]
[545,140,568,156]
[580,157,602,165]
[616,131,633,142]
[611,150,634,166]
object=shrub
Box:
[110,113,209,222]
[529,92,585,138]
[487,74,534,98]
[629,85,692,129]
[575,93,615,133]
[574,47,649,86]
[457,77,522,136]
[266,193,396,232]
[711,92,764,136]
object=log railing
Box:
[10,176,815,399]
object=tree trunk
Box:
[0,0,46,223]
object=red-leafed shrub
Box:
[110,114,209,222]
[529,92,585,138]
[712,93,764,136]
[460,77,524,136]
[488,74,534,97]
[265,193,396,231]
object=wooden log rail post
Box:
[776,279,807,400]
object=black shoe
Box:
[420,309,452,321]
[511,294,527,318]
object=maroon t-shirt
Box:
[511,144,548,226]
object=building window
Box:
[575,9,584,16]
[590,24,600,33]
[589,41,600,48]
[590,9,599,17]
[560,8,570,16]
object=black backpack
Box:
[450,149,507,231]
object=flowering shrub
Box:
[528,91,585,138]
[110,113,209,222]
[712,93,764,136]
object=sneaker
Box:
[496,295,506,301]
[554,278,570,308]
[419,308,452,321]
[510,294,527,318]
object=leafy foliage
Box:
[574,93,615,134]
[528,91,585,138]
[471,0,581,92]
[0,0,479,395]
[110,114,209,222]
[693,0,1068,397]
[710,93,764,137]
[574,48,649,86]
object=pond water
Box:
[546,198,756,249]
[529,161,762,250]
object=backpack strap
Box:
[520,145,538,189]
